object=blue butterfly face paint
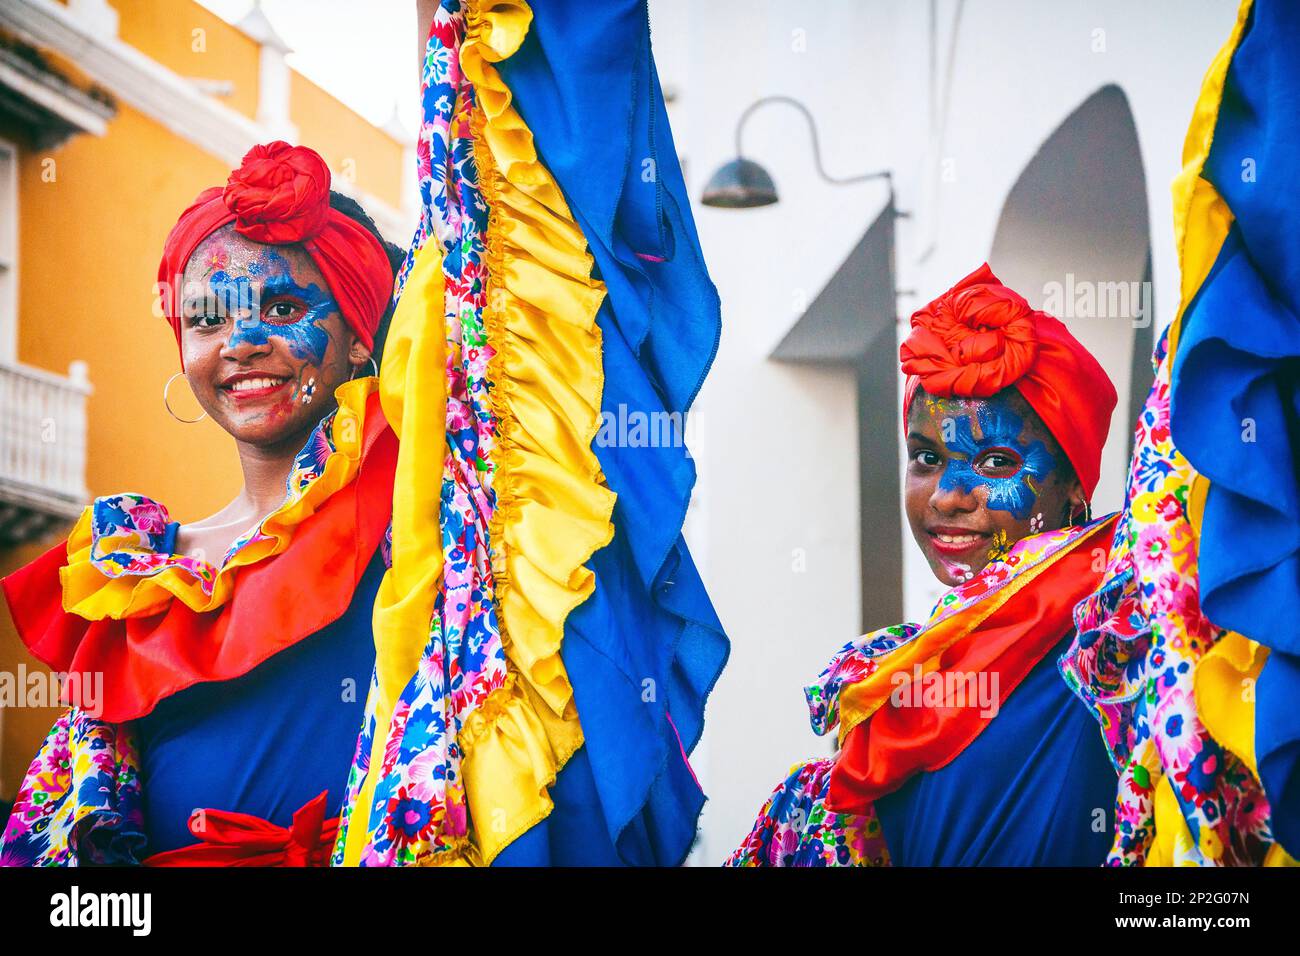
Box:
[214,251,337,366]
[905,391,1078,589]
[937,404,1058,520]
[179,227,357,447]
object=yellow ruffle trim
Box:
[59,376,379,620]
[345,0,614,866]
[1195,630,1267,777]
[456,0,615,866]
[1168,0,1252,361]
[344,237,449,867]
[1147,772,1300,867]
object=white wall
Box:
[655,0,1240,864]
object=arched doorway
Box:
[989,84,1153,513]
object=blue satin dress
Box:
[873,633,1118,865]
[130,535,382,856]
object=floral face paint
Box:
[904,388,1080,588]
[217,253,337,368]
[179,225,359,450]
[935,404,1058,520]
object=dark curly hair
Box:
[328,190,405,364]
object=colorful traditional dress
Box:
[730,0,1300,867]
[0,0,727,867]
[731,326,1298,866]
[1,380,394,866]
[728,514,1122,867]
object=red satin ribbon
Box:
[1,392,396,724]
[144,790,339,867]
[827,515,1117,814]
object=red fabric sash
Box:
[1,392,397,724]
[827,515,1117,814]
[144,790,338,867]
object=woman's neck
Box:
[232,426,311,516]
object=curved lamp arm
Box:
[734,95,892,186]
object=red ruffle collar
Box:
[2,391,396,724]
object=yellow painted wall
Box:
[291,71,405,210]
[115,0,262,122]
[17,107,246,515]
[117,0,406,209]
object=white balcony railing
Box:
[0,358,91,542]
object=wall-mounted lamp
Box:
[701,95,893,209]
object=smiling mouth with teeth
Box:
[927,529,991,555]
[224,375,290,394]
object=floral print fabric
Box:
[1060,328,1274,865]
[333,0,509,865]
[0,708,144,866]
[725,759,889,867]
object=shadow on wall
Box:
[989,84,1155,516]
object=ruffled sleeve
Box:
[725,759,889,868]
[1158,0,1300,865]
[337,0,615,866]
[493,0,731,865]
[0,709,145,866]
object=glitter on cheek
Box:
[939,558,974,583]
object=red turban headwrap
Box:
[900,263,1117,499]
[156,141,392,365]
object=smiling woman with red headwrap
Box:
[0,141,404,866]
[728,264,1126,867]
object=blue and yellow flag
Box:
[1169,0,1299,647]
[1169,0,1300,855]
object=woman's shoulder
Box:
[805,623,924,738]
[725,757,890,867]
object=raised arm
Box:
[417,0,440,85]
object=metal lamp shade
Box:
[700,157,778,208]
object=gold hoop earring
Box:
[351,356,379,380]
[163,372,207,424]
